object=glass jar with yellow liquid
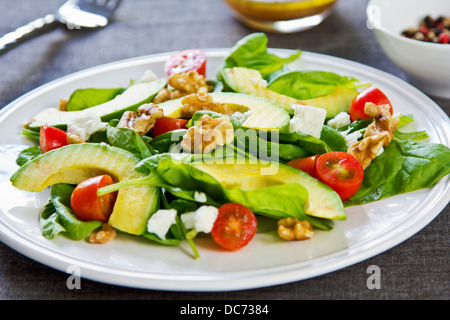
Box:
[223,0,338,33]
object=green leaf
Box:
[66,88,125,111]
[394,130,429,141]
[320,126,347,152]
[222,33,301,79]
[149,129,186,154]
[141,232,182,246]
[50,184,102,240]
[20,128,40,142]
[346,138,450,206]
[106,125,156,159]
[268,70,362,100]
[234,128,310,163]
[16,145,41,167]
[277,131,332,155]
[39,201,66,239]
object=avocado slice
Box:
[28,79,167,130]
[221,67,358,119]
[10,143,159,235]
[191,160,346,221]
[158,92,290,131]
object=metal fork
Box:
[0,0,121,53]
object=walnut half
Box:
[153,70,210,103]
[117,103,163,136]
[89,223,116,244]
[181,115,234,154]
[181,87,233,118]
[277,217,314,241]
[348,103,399,169]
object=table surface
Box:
[0,0,448,300]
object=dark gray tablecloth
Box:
[0,0,448,300]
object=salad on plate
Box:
[9,33,450,259]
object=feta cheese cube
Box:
[67,113,107,141]
[194,206,219,233]
[327,112,351,129]
[289,104,327,138]
[180,211,196,230]
[180,206,219,234]
[147,209,177,240]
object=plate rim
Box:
[0,49,449,292]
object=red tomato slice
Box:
[211,203,257,251]
[314,152,364,201]
[286,155,319,178]
[70,175,118,222]
[349,86,393,122]
[164,49,207,77]
[152,117,189,138]
[39,125,68,153]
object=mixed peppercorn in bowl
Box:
[367,0,450,98]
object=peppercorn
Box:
[401,15,450,44]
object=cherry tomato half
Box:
[314,152,364,201]
[39,125,68,153]
[70,175,118,222]
[349,86,393,122]
[164,49,207,77]
[286,155,320,178]
[211,203,257,251]
[152,117,189,138]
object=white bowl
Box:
[367,0,450,99]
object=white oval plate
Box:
[0,49,449,292]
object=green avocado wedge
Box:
[221,67,359,119]
[10,143,159,235]
[28,79,167,129]
[158,91,290,131]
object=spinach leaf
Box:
[277,131,332,155]
[50,184,102,240]
[66,88,124,111]
[222,33,301,79]
[268,70,361,100]
[20,127,40,142]
[106,125,156,159]
[320,125,347,152]
[149,129,186,153]
[141,232,182,246]
[16,145,41,167]
[234,128,310,162]
[39,200,66,239]
[346,138,450,206]
[394,130,429,141]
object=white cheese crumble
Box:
[67,113,107,141]
[340,130,362,148]
[327,112,351,129]
[181,206,219,233]
[194,191,207,203]
[250,77,268,88]
[140,69,159,83]
[289,104,327,138]
[147,209,177,240]
[232,110,253,124]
